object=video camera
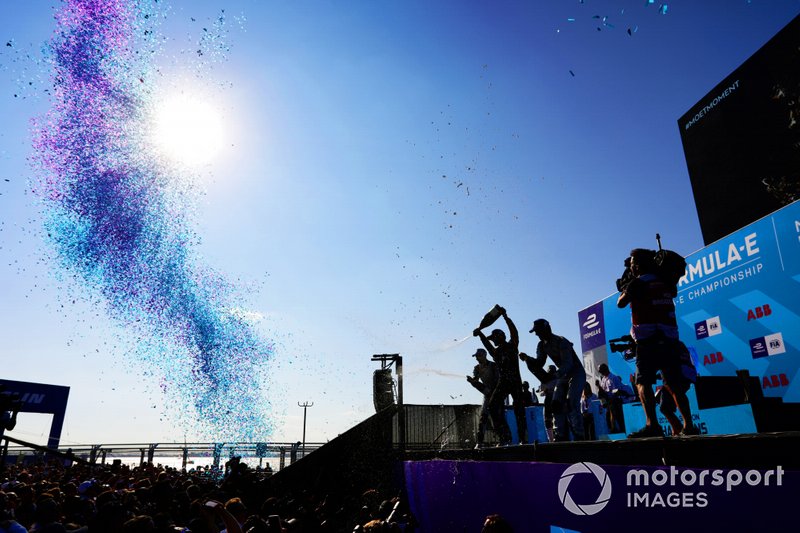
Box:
[609,335,636,361]
[616,257,634,292]
[616,234,687,294]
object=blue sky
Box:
[1,0,799,446]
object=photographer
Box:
[0,388,20,444]
[617,248,697,438]
[595,363,633,433]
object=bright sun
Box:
[151,94,225,166]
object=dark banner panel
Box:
[0,378,70,448]
[679,14,800,245]
[405,460,797,532]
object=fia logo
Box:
[695,317,722,339]
[750,332,786,359]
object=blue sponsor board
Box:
[578,200,800,404]
[621,400,757,438]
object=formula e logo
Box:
[578,303,605,352]
[582,313,599,329]
[695,316,722,340]
[750,333,786,359]
[558,462,612,516]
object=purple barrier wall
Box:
[405,459,797,532]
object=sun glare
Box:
[151,94,225,166]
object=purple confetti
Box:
[31,0,274,441]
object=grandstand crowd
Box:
[0,457,415,532]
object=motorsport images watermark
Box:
[558,462,785,514]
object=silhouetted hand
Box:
[473,328,481,337]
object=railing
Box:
[1,436,325,471]
[1,404,489,472]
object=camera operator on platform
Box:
[617,248,697,438]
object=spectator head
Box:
[472,348,488,363]
[225,497,248,523]
[482,513,513,533]
[0,491,12,520]
[598,363,610,377]
[35,497,61,525]
[363,519,386,532]
[122,514,155,533]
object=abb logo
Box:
[703,352,724,365]
[762,374,790,389]
[747,304,772,321]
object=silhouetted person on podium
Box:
[521,381,537,406]
[474,307,528,444]
[524,319,585,441]
[467,348,509,446]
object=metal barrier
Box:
[393,404,496,450]
[1,438,324,470]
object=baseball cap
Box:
[529,318,549,333]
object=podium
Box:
[505,406,549,444]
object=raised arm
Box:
[473,329,496,357]
[503,310,519,348]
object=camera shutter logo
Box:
[558,462,612,516]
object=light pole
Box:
[298,401,313,457]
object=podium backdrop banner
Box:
[579,200,800,404]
